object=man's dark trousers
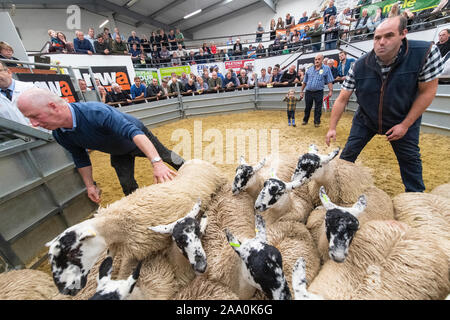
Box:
[303,90,323,124]
[340,115,425,193]
[110,127,185,195]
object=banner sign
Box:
[275,18,324,36]
[79,66,132,92]
[15,73,79,103]
[362,0,439,15]
[159,65,191,79]
[224,59,255,72]
[135,69,159,85]
[191,62,226,77]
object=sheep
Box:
[45,159,227,296]
[430,183,450,199]
[292,258,323,300]
[306,185,395,263]
[172,276,240,300]
[308,220,450,300]
[0,269,60,300]
[89,256,142,300]
[253,173,312,225]
[392,192,450,273]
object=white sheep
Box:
[45,159,227,296]
[393,192,450,273]
[0,269,60,300]
[292,258,323,300]
[430,183,450,199]
[308,220,450,300]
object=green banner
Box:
[135,69,159,85]
[159,66,191,79]
[362,0,439,16]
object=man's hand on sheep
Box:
[152,161,177,184]
[87,184,102,203]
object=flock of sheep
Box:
[0,145,449,300]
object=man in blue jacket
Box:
[326,16,443,192]
[334,51,356,83]
[130,76,146,99]
[73,31,94,55]
[17,88,184,203]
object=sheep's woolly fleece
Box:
[430,183,450,200]
[0,269,60,300]
[306,186,395,263]
[173,276,239,300]
[393,192,450,274]
[307,159,374,207]
[308,220,450,300]
[93,159,227,262]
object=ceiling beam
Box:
[261,0,276,13]
[184,1,265,34]
[148,0,187,19]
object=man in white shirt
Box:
[84,27,97,53]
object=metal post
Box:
[88,66,102,101]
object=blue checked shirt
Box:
[303,65,334,91]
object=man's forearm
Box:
[133,134,160,162]
[329,90,351,130]
[78,166,95,188]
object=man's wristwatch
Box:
[151,156,162,164]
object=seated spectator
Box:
[210,41,217,54]
[323,0,337,24]
[280,65,297,85]
[48,30,63,53]
[200,68,209,83]
[201,42,211,55]
[237,69,250,89]
[127,31,140,45]
[111,34,128,55]
[270,19,276,41]
[146,78,164,98]
[189,72,197,81]
[94,33,112,55]
[282,45,290,54]
[269,67,283,84]
[249,72,258,87]
[335,51,355,83]
[215,49,225,61]
[282,28,293,45]
[176,43,187,58]
[135,52,150,67]
[196,76,208,93]
[273,33,282,53]
[368,7,385,33]
[337,7,355,40]
[354,9,371,37]
[388,3,400,18]
[294,68,305,84]
[187,50,197,65]
[150,31,158,47]
[175,28,185,48]
[432,0,450,14]
[74,31,94,55]
[309,10,320,20]
[226,37,234,45]
[208,71,223,91]
[112,27,125,41]
[97,85,109,104]
[299,11,308,24]
[171,52,181,66]
[130,76,146,99]
[327,59,339,79]
[78,79,90,93]
[161,80,170,96]
[256,22,264,42]
[168,29,177,51]
[247,45,256,58]
[324,15,339,50]
[299,25,311,48]
[267,66,272,75]
[169,75,184,95]
[158,29,169,49]
[256,43,266,58]
[223,71,238,89]
[291,35,302,49]
[85,27,96,53]
[195,48,208,64]
[276,17,285,30]
[159,45,171,63]
[285,13,295,29]
[108,82,132,106]
[103,27,112,40]
[184,78,197,94]
[233,39,243,59]
[257,68,271,87]
[308,20,323,52]
[214,67,225,82]
[437,29,450,57]
[129,43,141,60]
[402,9,415,30]
[140,34,150,47]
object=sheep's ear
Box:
[253,157,266,172]
[199,214,208,237]
[254,214,267,243]
[225,229,241,253]
[292,257,307,289]
[308,144,319,154]
[319,186,337,211]
[98,256,113,280]
[286,178,305,191]
[319,147,340,165]
[347,194,367,218]
[148,222,176,234]
[132,261,143,282]
[186,199,202,219]
[79,229,97,242]
[239,155,246,165]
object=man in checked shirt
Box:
[325,16,444,193]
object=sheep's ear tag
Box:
[308,145,315,153]
[270,168,277,178]
[255,228,259,233]
[229,242,241,248]
[321,193,330,204]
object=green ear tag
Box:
[322,194,329,203]
[229,242,241,248]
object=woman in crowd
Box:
[276,17,285,30]
[270,18,277,40]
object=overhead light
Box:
[184,9,202,19]
[99,19,109,28]
[224,0,234,3]
[125,0,140,7]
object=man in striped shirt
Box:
[325,16,443,192]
